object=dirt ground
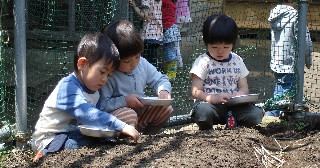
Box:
[1,116,320,168]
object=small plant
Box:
[0,150,11,168]
[280,119,288,126]
[0,150,11,160]
[295,122,309,131]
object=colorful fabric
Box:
[162,0,176,29]
[141,0,163,44]
[175,0,192,23]
[163,24,181,43]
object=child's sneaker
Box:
[105,137,117,142]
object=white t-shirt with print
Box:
[190,52,249,95]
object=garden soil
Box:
[1,116,320,168]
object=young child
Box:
[189,14,264,130]
[175,0,192,68]
[32,33,139,161]
[129,0,163,68]
[266,0,312,117]
[162,0,181,79]
[101,20,173,135]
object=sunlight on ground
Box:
[261,116,281,127]
[162,115,281,134]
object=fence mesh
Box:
[0,0,319,150]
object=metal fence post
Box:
[14,0,27,150]
[295,0,308,105]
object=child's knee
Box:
[158,106,173,122]
[193,103,214,119]
[112,107,138,126]
[64,139,79,150]
[238,108,264,127]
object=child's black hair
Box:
[202,14,238,46]
[74,33,120,73]
[279,0,289,3]
[102,20,144,59]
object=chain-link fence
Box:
[1,0,319,150]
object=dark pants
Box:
[42,130,99,155]
[266,73,295,117]
[142,42,160,68]
[192,102,264,129]
[273,73,295,97]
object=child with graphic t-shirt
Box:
[189,14,264,130]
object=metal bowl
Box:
[226,94,259,106]
[138,97,174,106]
[78,125,120,138]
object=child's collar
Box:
[72,72,96,94]
[206,51,232,62]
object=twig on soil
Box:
[274,138,289,153]
[275,137,308,152]
[274,138,281,149]
[254,142,286,168]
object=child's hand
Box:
[158,90,171,99]
[231,92,242,97]
[305,63,311,69]
[209,93,232,104]
[129,0,136,8]
[125,94,144,108]
[121,124,139,143]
